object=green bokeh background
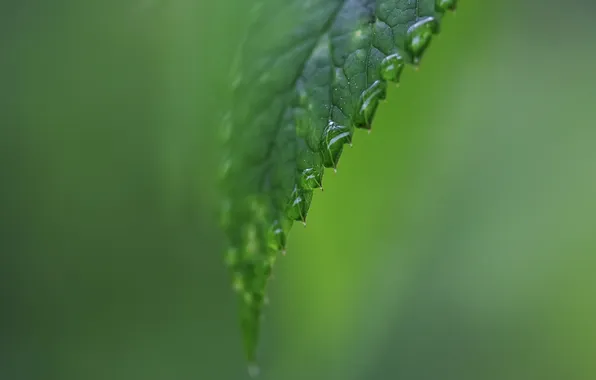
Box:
[2,1,595,379]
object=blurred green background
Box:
[2,1,595,379]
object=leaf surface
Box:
[220,0,457,365]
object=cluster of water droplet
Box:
[282,4,457,225]
[221,0,457,371]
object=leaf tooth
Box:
[406,16,440,65]
[379,53,405,84]
[286,186,313,224]
[354,80,387,130]
[320,121,352,169]
[297,163,324,191]
[296,140,325,191]
[268,218,292,252]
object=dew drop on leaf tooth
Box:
[286,186,313,223]
[406,17,439,64]
[355,80,387,130]
[296,144,324,189]
[320,121,352,168]
[299,167,323,190]
[435,0,457,12]
[380,53,405,83]
[269,219,292,251]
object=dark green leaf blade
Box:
[221,0,455,365]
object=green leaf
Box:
[220,0,457,366]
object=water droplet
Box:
[297,142,323,175]
[352,29,366,44]
[269,219,291,251]
[406,17,439,64]
[355,80,387,130]
[320,121,351,168]
[286,186,313,222]
[299,167,323,190]
[380,53,405,83]
[435,0,457,12]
